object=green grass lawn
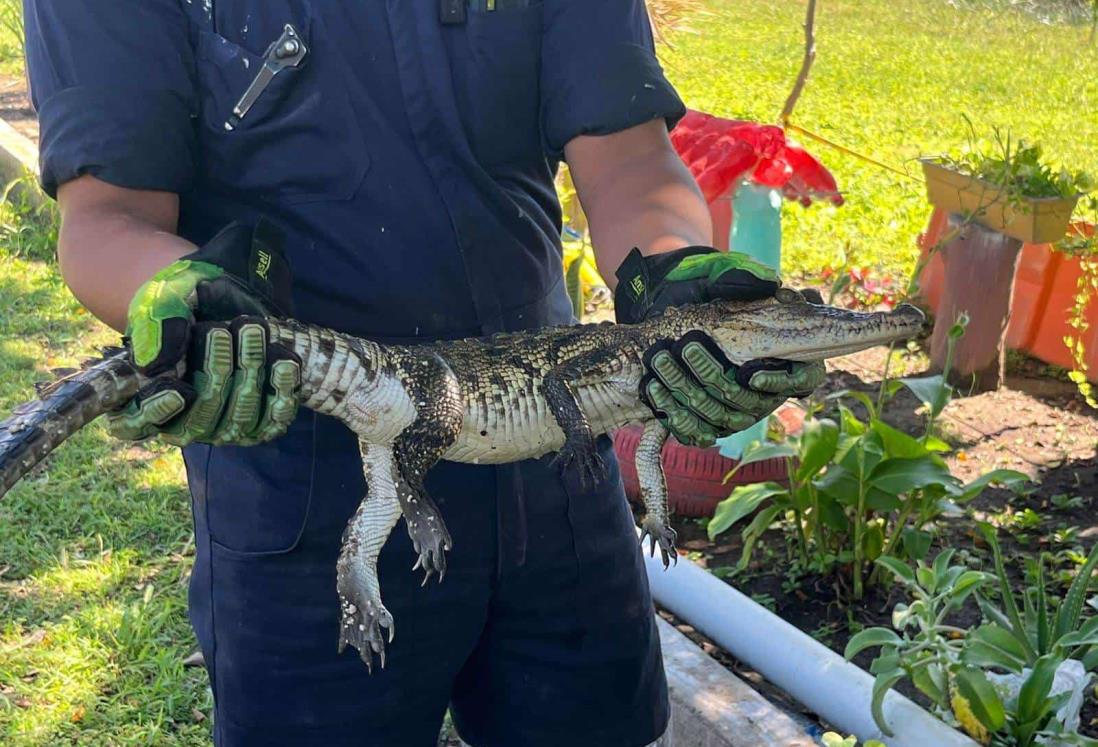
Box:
[663,0,1098,279]
[0,0,23,77]
[0,199,210,745]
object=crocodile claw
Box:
[406,514,452,586]
[640,517,678,569]
[338,594,395,673]
[554,440,607,490]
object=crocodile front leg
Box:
[636,419,677,568]
[337,440,403,671]
[541,345,635,489]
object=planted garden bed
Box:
[655,341,1098,740]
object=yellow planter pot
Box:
[920,159,1081,244]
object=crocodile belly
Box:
[445,383,564,464]
[443,377,648,465]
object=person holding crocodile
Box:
[24,2,824,745]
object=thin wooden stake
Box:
[779,0,818,126]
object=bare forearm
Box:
[565,120,711,289]
[57,176,194,332]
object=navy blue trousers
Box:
[183,412,669,746]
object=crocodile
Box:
[0,288,924,669]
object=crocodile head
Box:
[680,288,926,364]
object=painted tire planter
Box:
[613,424,788,517]
[918,208,1098,380]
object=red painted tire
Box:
[613,425,788,518]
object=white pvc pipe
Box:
[644,551,979,747]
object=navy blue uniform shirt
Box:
[27,0,684,341]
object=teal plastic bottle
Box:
[717,181,783,459]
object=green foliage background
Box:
[662,0,1098,279]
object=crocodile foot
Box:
[406,508,452,586]
[639,517,678,569]
[554,440,607,490]
[337,590,395,673]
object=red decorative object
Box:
[669,110,844,207]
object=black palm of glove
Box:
[615,246,825,447]
[108,220,302,446]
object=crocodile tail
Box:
[0,350,140,498]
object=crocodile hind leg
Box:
[392,434,460,586]
[336,441,403,671]
[392,458,452,586]
[636,419,677,568]
[384,349,463,584]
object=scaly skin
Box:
[0,290,925,669]
[0,350,138,496]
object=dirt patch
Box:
[0,72,37,143]
[661,343,1098,735]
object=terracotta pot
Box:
[921,159,1081,245]
[917,208,1098,379]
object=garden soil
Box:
[0,73,36,144]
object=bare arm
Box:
[57,175,196,332]
[564,119,711,288]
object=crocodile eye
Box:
[775,287,804,304]
[801,288,825,305]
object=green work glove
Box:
[615,246,826,447]
[107,220,302,447]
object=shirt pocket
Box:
[193,11,369,204]
[457,3,544,168]
[204,413,317,556]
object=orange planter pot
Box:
[916,208,1098,379]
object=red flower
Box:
[671,110,843,206]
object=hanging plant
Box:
[1056,196,1098,408]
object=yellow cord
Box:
[783,120,922,184]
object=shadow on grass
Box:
[0,427,192,577]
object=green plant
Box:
[929,120,1094,200]
[708,387,1025,600]
[850,527,1098,745]
[0,0,23,74]
[1056,195,1098,408]
[708,318,1028,600]
[0,174,61,262]
[565,249,585,318]
[1051,494,1086,510]
[846,549,993,738]
[967,525,1098,674]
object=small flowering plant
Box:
[819,264,904,311]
